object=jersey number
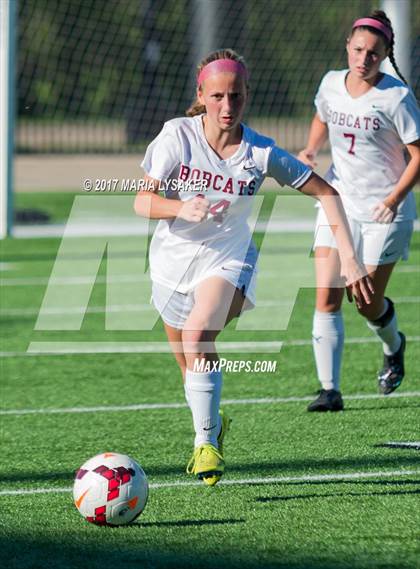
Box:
[343,133,356,155]
[209,199,230,222]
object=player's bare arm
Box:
[372,140,420,223]
[134,174,209,221]
[297,114,329,169]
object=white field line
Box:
[1,265,419,279]
[1,265,419,287]
[151,469,420,488]
[1,303,156,316]
[283,335,420,347]
[10,218,420,238]
[25,341,284,355]
[23,334,420,354]
[1,335,420,358]
[2,297,420,317]
[1,390,419,417]
[1,469,419,497]
[0,274,150,287]
[0,341,283,358]
[10,219,317,239]
[383,442,420,449]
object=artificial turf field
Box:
[1,191,419,569]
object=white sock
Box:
[184,368,222,448]
[366,299,401,356]
[312,310,344,391]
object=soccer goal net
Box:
[15,0,419,155]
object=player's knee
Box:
[316,295,342,313]
[357,303,373,319]
[315,287,343,312]
[182,328,217,355]
[359,297,392,322]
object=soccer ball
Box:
[73,452,148,526]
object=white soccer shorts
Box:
[151,248,257,329]
[314,207,414,266]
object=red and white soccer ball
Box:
[73,452,148,526]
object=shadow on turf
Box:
[256,488,420,503]
[0,534,407,569]
[280,478,420,487]
[137,518,246,528]
[1,453,420,484]
[341,404,420,412]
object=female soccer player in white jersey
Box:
[135,49,373,485]
[298,11,420,412]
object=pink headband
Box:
[197,59,249,86]
[352,18,392,42]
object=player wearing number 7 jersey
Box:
[135,49,373,485]
[298,10,420,411]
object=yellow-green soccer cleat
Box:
[186,444,225,486]
[186,411,231,486]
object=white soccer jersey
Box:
[141,114,311,293]
[315,70,420,222]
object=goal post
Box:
[381,0,411,83]
[0,0,16,239]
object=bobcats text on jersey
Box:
[179,164,257,195]
[326,109,381,131]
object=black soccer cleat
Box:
[378,332,406,395]
[307,389,344,412]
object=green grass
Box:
[13,187,420,225]
[1,192,419,569]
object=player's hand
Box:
[371,201,397,224]
[297,149,317,169]
[178,195,210,222]
[341,258,374,308]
